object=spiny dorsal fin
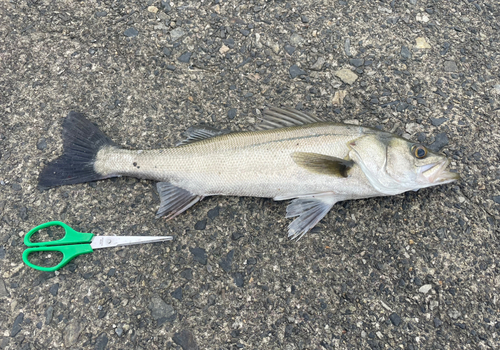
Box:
[255,106,324,130]
[292,152,353,177]
[176,125,230,146]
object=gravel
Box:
[1,0,499,349]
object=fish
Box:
[38,107,459,239]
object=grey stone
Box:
[173,329,199,350]
[233,272,244,287]
[344,38,351,56]
[124,27,139,37]
[10,312,23,337]
[429,133,449,151]
[310,57,325,71]
[448,309,461,319]
[160,0,171,12]
[171,287,182,301]
[493,196,500,204]
[190,247,207,265]
[289,65,307,78]
[170,28,186,41]
[37,138,47,150]
[194,219,207,230]
[115,327,123,337]
[180,268,193,280]
[49,283,59,296]
[284,44,295,55]
[0,277,8,297]
[389,313,402,326]
[63,320,83,347]
[301,15,309,23]
[166,64,176,71]
[335,68,358,85]
[227,108,237,119]
[94,333,108,350]
[444,60,458,72]
[401,46,412,59]
[45,305,54,325]
[207,206,219,219]
[349,58,364,67]
[178,52,192,63]
[409,0,418,5]
[149,296,176,325]
[219,249,234,272]
[290,33,304,47]
[434,317,443,327]
[95,11,107,17]
[162,47,172,56]
[430,117,447,126]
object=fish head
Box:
[348,133,459,195]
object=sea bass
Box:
[38,107,459,239]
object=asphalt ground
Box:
[0,0,499,349]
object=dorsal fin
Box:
[176,125,230,146]
[255,107,324,130]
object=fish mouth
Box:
[420,159,460,184]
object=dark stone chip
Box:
[49,283,59,296]
[284,44,296,55]
[429,133,449,151]
[163,47,172,56]
[166,65,176,71]
[181,268,193,280]
[171,287,182,301]
[45,306,54,325]
[430,117,447,126]
[107,268,116,277]
[233,272,244,287]
[417,132,426,143]
[401,46,412,59]
[301,15,309,23]
[94,333,108,350]
[194,219,207,230]
[289,64,307,78]
[231,231,244,240]
[389,313,402,326]
[349,58,364,67]
[178,52,192,63]
[240,29,250,37]
[247,257,257,265]
[190,247,207,265]
[124,27,139,37]
[10,312,24,337]
[227,108,237,119]
[219,250,234,272]
[160,0,171,12]
[207,206,219,220]
[492,196,500,204]
[434,317,443,327]
[173,329,199,350]
[37,138,47,150]
[95,11,107,17]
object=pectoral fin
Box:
[286,195,337,240]
[292,152,354,177]
[156,182,203,219]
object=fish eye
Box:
[411,144,428,159]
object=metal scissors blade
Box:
[90,235,174,249]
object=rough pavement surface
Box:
[1,1,499,349]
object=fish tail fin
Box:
[38,112,116,189]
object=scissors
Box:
[23,221,173,272]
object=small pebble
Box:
[289,65,307,78]
[124,27,139,37]
[419,284,432,294]
[227,108,237,120]
[178,52,192,63]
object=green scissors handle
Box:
[23,221,95,272]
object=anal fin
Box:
[286,195,337,240]
[156,182,203,219]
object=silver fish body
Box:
[39,107,459,239]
